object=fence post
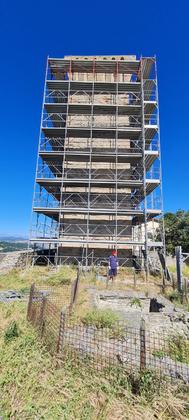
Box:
[183,277,188,303]
[133,268,136,289]
[27,283,35,321]
[57,310,66,354]
[171,273,176,290]
[162,271,166,293]
[69,265,80,313]
[175,246,183,292]
[74,265,80,304]
[140,318,146,370]
[69,280,75,314]
[40,295,47,337]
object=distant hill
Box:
[0,235,28,242]
[0,241,28,253]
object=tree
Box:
[163,210,189,255]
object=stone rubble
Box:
[91,289,189,337]
[0,251,33,274]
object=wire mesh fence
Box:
[27,284,189,383]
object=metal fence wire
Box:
[27,284,189,383]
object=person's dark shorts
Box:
[109,268,117,277]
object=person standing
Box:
[108,250,119,281]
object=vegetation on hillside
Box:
[163,210,189,255]
[0,241,27,253]
[82,309,120,328]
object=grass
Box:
[130,297,142,308]
[152,350,166,359]
[152,335,189,365]
[0,265,77,291]
[0,267,50,291]
[168,335,189,364]
[4,320,20,343]
[0,302,189,419]
[81,309,120,329]
[165,289,189,311]
[0,264,163,299]
[0,268,27,291]
[168,264,189,277]
[0,268,189,419]
[46,266,74,286]
[167,290,183,302]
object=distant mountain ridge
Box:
[0,235,28,242]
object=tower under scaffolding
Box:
[30,55,165,272]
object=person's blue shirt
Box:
[109,255,118,269]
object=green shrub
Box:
[130,298,142,308]
[47,276,71,286]
[108,325,127,340]
[169,264,189,277]
[47,270,72,286]
[82,309,120,329]
[167,290,182,303]
[152,335,189,364]
[4,321,20,343]
[19,287,31,294]
[138,370,162,399]
[166,290,189,311]
[152,350,166,359]
[168,335,189,364]
[113,369,164,401]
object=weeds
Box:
[0,265,76,291]
[167,290,183,302]
[129,369,164,400]
[152,335,189,364]
[0,301,189,419]
[4,321,20,343]
[108,325,127,340]
[130,297,142,308]
[18,286,31,294]
[166,289,189,311]
[47,266,75,286]
[82,309,120,328]
[152,349,166,359]
[0,268,189,418]
[168,264,189,277]
[81,309,127,340]
[168,334,189,364]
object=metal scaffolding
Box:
[30,55,165,271]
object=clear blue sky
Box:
[0,0,188,236]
